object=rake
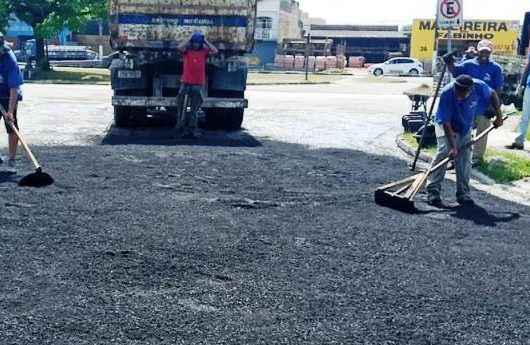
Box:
[0,104,54,188]
[375,115,509,213]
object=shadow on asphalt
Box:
[0,171,18,185]
[414,204,521,227]
[451,204,521,227]
[100,124,262,148]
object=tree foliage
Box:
[0,0,107,68]
[0,1,10,33]
[0,0,107,39]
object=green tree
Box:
[0,1,9,33]
[0,0,107,69]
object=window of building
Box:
[257,17,273,29]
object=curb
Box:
[248,81,332,86]
[395,135,497,185]
[25,81,331,87]
[24,80,110,85]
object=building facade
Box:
[310,25,410,63]
[253,0,306,66]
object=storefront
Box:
[411,19,520,64]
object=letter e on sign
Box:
[438,0,463,29]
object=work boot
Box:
[457,196,475,206]
[505,143,525,150]
[6,159,16,173]
[471,159,483,168]
[427,196,443,208]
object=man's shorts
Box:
[0,99,18,134]
[179,84,203,101]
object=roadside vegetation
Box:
[25,68,345,85]
[478,149,530,183]
[27,67,110,84]
[400,133,530,183]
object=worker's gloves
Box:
[442,55,454,65]
[517,85,525,98]
[449,148,459,158]
[442,50,457,65]
[493,117,504,128]
[3,111,14,123]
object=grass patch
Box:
[401,132,437,155]
[29,67,110,84]
[400,133,530,183]
[478,149,530,183]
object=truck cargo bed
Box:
[109,0,257,52]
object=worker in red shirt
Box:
[177,32,218,138]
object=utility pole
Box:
[98,20,104,59]
[305,32,311,81]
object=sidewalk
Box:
[487,113,530,157]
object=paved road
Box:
[2,76,422,153]
[1,78,529,344]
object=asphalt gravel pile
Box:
[0,138,529,344]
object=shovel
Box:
[0,104,54,187]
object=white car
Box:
[369,58,424,76]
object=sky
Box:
[299,0,529,25]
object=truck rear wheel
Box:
[201,108,224,130]
[201,108,244,131]
[113,106,147,128]
[114,106,132,127]
[224,108,244,131]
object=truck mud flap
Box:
[112,96,248,109]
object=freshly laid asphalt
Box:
[0,79,529,344]
[1,137,529,344]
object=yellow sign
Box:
[411,19,520,62]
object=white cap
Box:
[477,40,493,52]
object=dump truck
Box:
[108,0,257,129]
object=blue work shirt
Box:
[454,58,504,91]
[436,79,493,135]
[0,46,23,99]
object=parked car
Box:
[18,40,99,62]
[368,58,424,76]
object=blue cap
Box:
[191,32,205,45]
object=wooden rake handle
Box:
[408,115,510,199]
[0,103,41,171]
[429,115,509,175]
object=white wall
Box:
[256,0,281,41]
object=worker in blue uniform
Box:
[0,32,24,171]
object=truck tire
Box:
[223,108,244,131]
[201,108,244,131]
[114,106,132,128]
[114,106,147,128]
[201,108,224,130]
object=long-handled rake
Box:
[0,104,54,188]
[375,115,509,213]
